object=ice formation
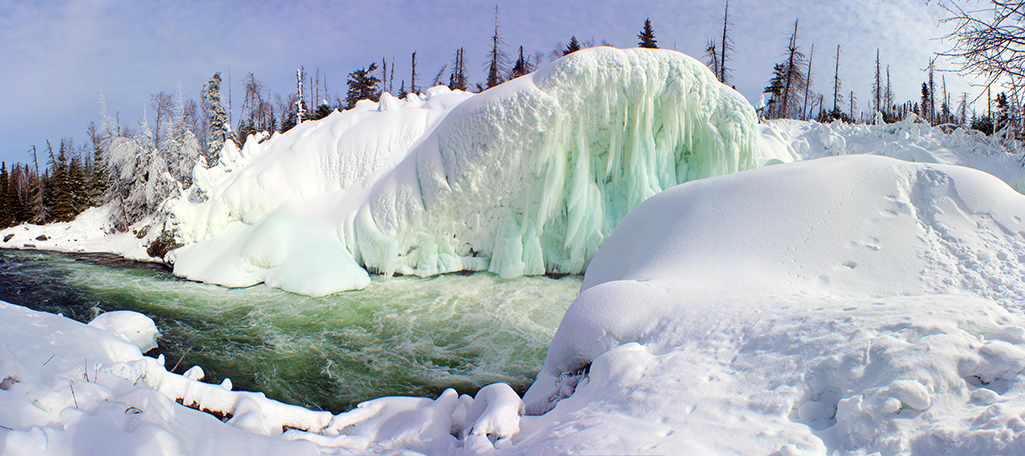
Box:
[168,47,760,295]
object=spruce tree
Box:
[0,163,10,227]
[564,36,581,56]
[346,63,380,109]
[49,140,75,222]
[86,121,106,205]
[638,19,658,48]
[510,46,532,78]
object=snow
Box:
[168,46,760,295]
[7,46,1025,455]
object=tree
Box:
[202,73,229,168]
[485,5,510,89]
[450,48,468,91]
[831,45,844,114]
[705,39,722,80]
[0,163,10,227]
[509,46,533,79]
[48,139,75,222]
[638,18,658,48]
[871,49,883,115]
[764,19,807,119]
[849,90,858,122]
[803,43,814,120]
[86,121,106,205]
[411,51,419,95]
[921,82,932,122]
[706,0,734,84]
[346,63,380,109]
[28,145,48,225]
[150,92,174,149]
[942,2,1025,86]
[563,36,581,56]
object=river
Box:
[0,249,580,413]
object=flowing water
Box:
[0,249,580,413]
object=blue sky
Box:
[0,0,975,165]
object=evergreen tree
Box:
[0,162,10,227]
[764,20,807,119]
[638,18,658,48]
[68,153,88,216]
[485,5,510,89]
[86,121,107,205]
[563,36,581,56]
[510,46,533,79]
[920,83,931,122]
[202,73,229,168]
[449,48,468,91]
[346,63,380,109]
[28,145,49,225]
[48,139,75,222]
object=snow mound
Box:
[88,310,160,353]
[169,47,759,295]
[524,154,1025,454]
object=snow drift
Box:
[521,154,1025,454]
[168,47,759,295]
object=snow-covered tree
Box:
[202,73,229,168]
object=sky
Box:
[0,0,981,166]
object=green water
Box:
[0,249,580,412]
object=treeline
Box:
[713,0,1001,136]
[0,138,104,228]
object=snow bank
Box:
[759,117,1025,193]
[169,47,759,295]
[0,303,320,455]
[522,154,1025,454]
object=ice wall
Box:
[358,47,758,280]
[170,47,759,295]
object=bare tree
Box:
[717,0,733,84]
[832,44,844,114]
[803,43,814,120]
[775,19,808,119]
[150,92,174,148]
[484,5,510,89]
[411,51,418,95]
